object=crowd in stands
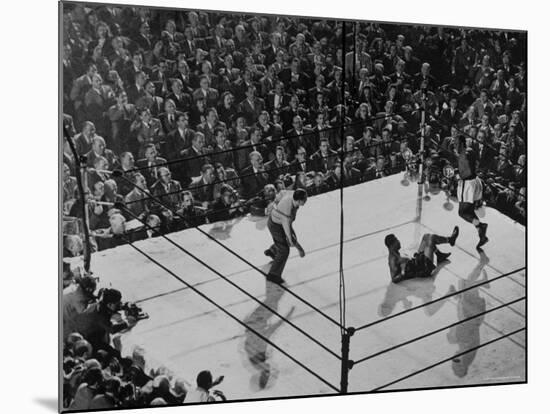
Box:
[62,264,226,409]
[61,4,526,248]
[60,4,527,408]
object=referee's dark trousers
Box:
[267,216,290,278]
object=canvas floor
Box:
[89,173,526,399]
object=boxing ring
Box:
[89,173,526,400]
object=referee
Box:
[264,188,308,284]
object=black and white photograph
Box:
[58,1,529,412]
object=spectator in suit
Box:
[238,84,265,125]
[413,62,437,91]
[308,172,329,196]
[502,125,525,164]
[133,21,153,51]
[279,94,309,133]
[290,145,314,174]
[440,124,460,160]
[257,110,283,150]
[86,136,118,170]
[286,115,315,159]
[70,63,98,114]
[264,32,282,66]
[311,138,338,174]
[514,154,526,187]
[235,126,269,171]
[125,70,147,105]
[357,126,383,159]
[402,46,421,78]
[74,121,97,156]
[151,166,183,217]
[474,55,495,90]
[308,75,329,106]
[210,127,235,169]
[509,110,526,140]
[124,173,150,219]
[63,163,78,215]
[113,152,136,196]
[369,63,391,98]
[212,163,240,199]
[189,96,208,128]
[197,108,227,148]
[389,59,412,89]
[107,90,137,153]
[192,75,219,107]
[259,65,278,97]
[279,57,309,93]
[176,191,207,229]
[217,91,238,127]
[241,151,270,199]
[123,52,148,86]
[341,136,366,171]
[87,156,110,192]
[209,184,246,223]
[165,112,195,161]
[158,99,183,135]
[84,74,115,135]
[472,89,494,120]
[166,79,193,112]
[452,38,476,82]
[374,155,390,178]
[136,144,168,187]
[180,131,210,183]
[264,145,291,181]
[266,81,289,113]
[129,108,163,158]
[136,81,164,117]
[189,163,216,207]
[439,97,463,132]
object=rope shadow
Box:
[378,262,450,319]
[447,251,491,377]
[242,282,294,391]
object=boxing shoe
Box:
[266,273,285,285]
[477,223,489,250]
[449,226,460,246]
[435,250,451,265]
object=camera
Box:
[120,302,149,321]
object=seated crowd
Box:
[62,4,527,250]
[62,264,227,409]
[60,5,527,409]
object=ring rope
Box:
[116,172,344,328]
[123,139,409,206]
[370,326,525,392]
[119,234,341,393]
[354,296,525,366]
[123,107,417,175]
[120,204,342,360]
[354,266,525,332]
